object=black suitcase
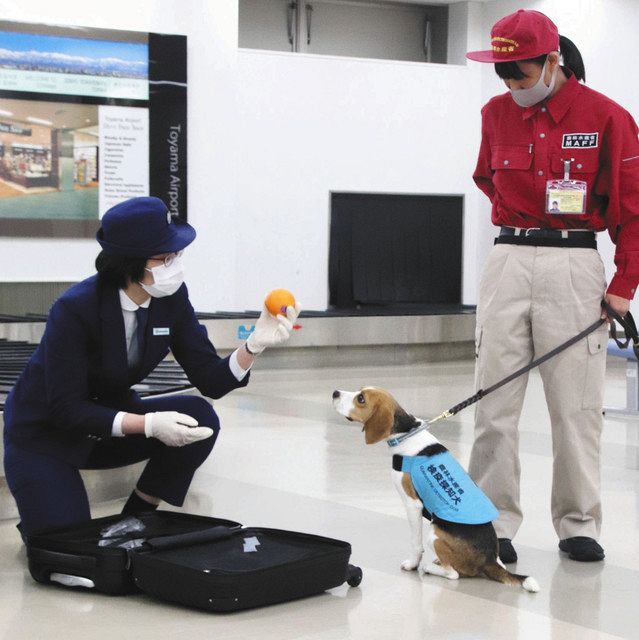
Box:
[26,511,363,611]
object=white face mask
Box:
[140,256,185,298]
[510,58,558,108]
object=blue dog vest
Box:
[396,452,499,525]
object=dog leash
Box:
[427,300,639,425]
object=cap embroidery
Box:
[491,36,518,52]
[491,36,519,47]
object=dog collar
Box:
[386,420,427,448]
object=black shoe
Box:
[498,538,518,563]
[558,537,605,562]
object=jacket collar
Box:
[522,71,580,124]
[99,284,128,376]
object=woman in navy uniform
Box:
[3,197,299,538]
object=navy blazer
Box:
[3,275,249,465]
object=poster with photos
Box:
[0,21,186,238]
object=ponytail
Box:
[559,35,585,82]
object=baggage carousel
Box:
[0,304,477,369]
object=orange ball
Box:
[265,288,296,316]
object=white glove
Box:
[246,302,301,355]
[144,411,214,447]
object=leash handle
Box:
[602,300,639,358]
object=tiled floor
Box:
[1,357,637,639]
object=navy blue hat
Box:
[96,197,196,257]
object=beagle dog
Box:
[332,387,539,592]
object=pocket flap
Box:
[491,145,533,171]
[551,153,598,174]
[587,332,604,355]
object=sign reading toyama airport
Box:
[0,21,186,238]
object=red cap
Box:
[466,9,559,63]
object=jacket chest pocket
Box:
[550,152,599,179]
[490,145,533,171]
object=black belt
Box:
[495,226,597,249]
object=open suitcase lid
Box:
[27,511,243,593]
[26,511,361,610]
[28,510,243,555]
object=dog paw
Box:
[417,558,432,575]
[444,568,459,580]
[418,559,459,580]
[401,555,422,571]
[522,577,540,593]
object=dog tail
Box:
[482,562,540,593]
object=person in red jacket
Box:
[466,9,639,563]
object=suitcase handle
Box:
[145,525,236,551]
[28,547,97,571]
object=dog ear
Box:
[364,404,394,444]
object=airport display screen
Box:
[0,21,186,238]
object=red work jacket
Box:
[473,72,639,299]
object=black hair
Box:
[95,250,147,289]
[494,35,585,82]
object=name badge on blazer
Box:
[153,327,170,336]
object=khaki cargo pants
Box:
[469,243,608,540]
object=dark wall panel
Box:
[329,193,463,308]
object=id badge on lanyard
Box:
[546,159,587,215]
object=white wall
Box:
[234,54,483,310]
[232,0,491,310]
[479,0,639,313]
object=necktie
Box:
[135,307,148,360]
[128,306,148,369]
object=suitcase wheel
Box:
[346,564,363,587]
